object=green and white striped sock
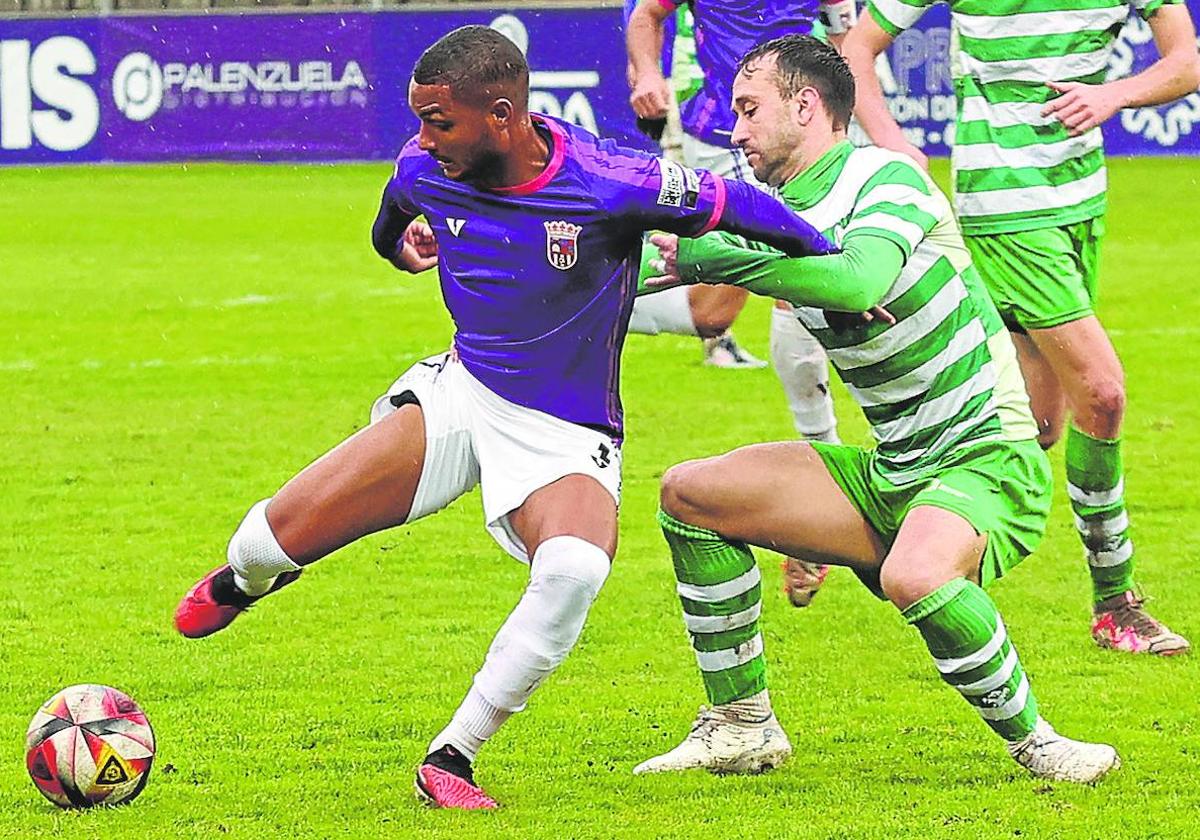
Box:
[1066,427,1135,603]
[659,510,766,706]
[903,578,1038,742]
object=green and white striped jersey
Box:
[782,142,1037,480]
[866,0,1181,234]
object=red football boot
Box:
[174,564,301,638]
[415,746,498,810]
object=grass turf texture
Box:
[1,158,1197,839]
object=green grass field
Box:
[1,157,1198,839]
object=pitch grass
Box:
[1,157,1198,840]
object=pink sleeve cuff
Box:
[698,175,727,235]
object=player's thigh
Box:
[881,440,1052,608]
[687,284,749,336]
[881,506,987,611]
[269,404,429,563]
[965,228,1092,333]
[660,441,886,573]
[508,474,618,559]
[269,353,478,563]
[467,373,622,562]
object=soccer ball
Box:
[25,684,156,809]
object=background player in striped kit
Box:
[172,25,841,811]
[843,0,1200,654]
[637,35,1119,783]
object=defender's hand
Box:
[642,232,682,289]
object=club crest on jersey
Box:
[544,220,582,270]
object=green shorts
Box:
[811,438,1052,590]
[965,217,1104,333]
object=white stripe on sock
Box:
[955,645,1018,696]
[1067,478,1124,508]
[932,617,1006,676]
[1073,510,1129,540]
[683,602,761,634]
[977,674,1031,721]
[694,633,764,672]
[1088,540,1134,568]
[677,565,761,604]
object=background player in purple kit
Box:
[627,0,857,413]
[627,0,861,606]
[172,25,836,810]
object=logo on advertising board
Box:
[489,14,599,134]
[0,36,99,152]
[871,22,955,153]
[110,51,370,122]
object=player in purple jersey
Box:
[173,25,835,810]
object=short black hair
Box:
[413,25,529,107]
[737,35,855,130]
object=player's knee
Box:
[659,460,713,521]
[529,537,611,636]
[1083,378,1126,426]
[878,558,942,612]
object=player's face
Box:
[731,58,806,187]
[408,80,500,182]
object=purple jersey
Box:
[372,114,832,437]
[658,0,818,147]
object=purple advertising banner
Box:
[0,7,646,164]
[0,3,1198,165]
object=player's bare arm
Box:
[1043,5,1200,136]
[626,0,674,119]
[841,14,929,170]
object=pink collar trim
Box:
[491,115,565,196]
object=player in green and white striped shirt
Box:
[843,0,1200,654]
[635,35,1118,783]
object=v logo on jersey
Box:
[447,218,466,236]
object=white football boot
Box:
[703,331,768,369]
[634,707,792,775]
[1007,717,1120,783]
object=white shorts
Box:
[369,352,622,562]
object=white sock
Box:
[427,688,512,762]
[718,688,774,724]
[628,286,698,336]
[430,536,610,760]
[227,499,301,595]
[770,306,838,443]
